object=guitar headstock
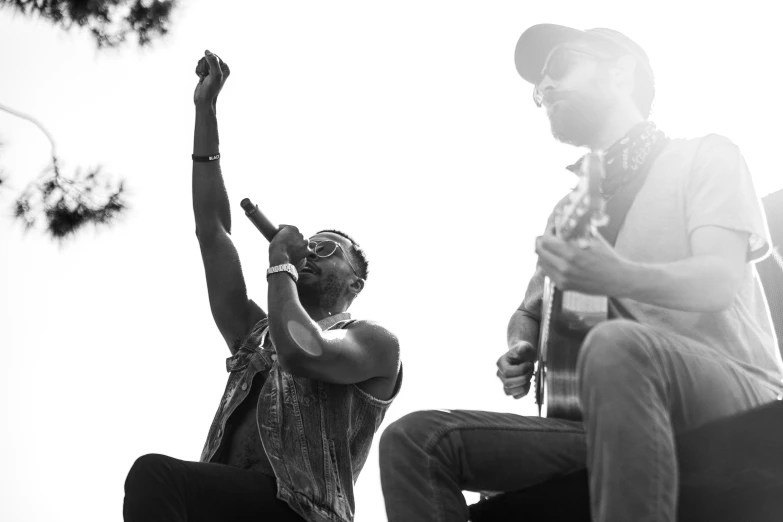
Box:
[555,151,608,241]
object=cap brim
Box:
[514,24,589,84]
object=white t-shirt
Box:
[520,134,783,389]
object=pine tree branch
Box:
[0,0,178,48]
[0,100,128,240]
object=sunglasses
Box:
[533,47,620,108]
[308,239,360,276]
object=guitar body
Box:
[534,150,610,422]
[537,278,608,421]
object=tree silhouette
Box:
[1,0,178,240]
[1,0,177,48]
[1,103,127,240]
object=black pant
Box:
[123,454,306,522]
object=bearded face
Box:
[297,271,349,311]
[533,41,630,148]
[546,70,615,148]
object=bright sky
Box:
[1,1,781,521]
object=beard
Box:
[297,273,346,311]
[547,85,614,148]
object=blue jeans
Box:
[379,320,781,522]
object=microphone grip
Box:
[240,198,279,242]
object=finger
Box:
[497,356,524,373]
[497,343,534,369]
[502,373,533,390]
[497,361,533,379]
[212,53,230,75]
[505,385,529,397]
[538,234,573,257]
[195,56,209,78]
[218,57,230,79]
[279,224,299,234]
[508,342,535,362]
[536,248,567,276]
[503,379,531,396]
[535,239,568,265]
[512,383,531,399]
[498,358,534,378]
[204,50,223,81]
[498,372,528,394]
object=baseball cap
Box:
[514,24,654,86]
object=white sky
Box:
[1,1,781,521]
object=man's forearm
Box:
[507,310,540,352]
[615,255,742,313]
[267,270,329,367]
[193,105,231,237]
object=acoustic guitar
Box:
[534,150,611,422]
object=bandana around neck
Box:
[566,121,668,198]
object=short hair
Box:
[316,229,369,281]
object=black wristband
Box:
[192,153,220,162]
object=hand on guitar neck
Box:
[531,151,634,420]
[496,341,536,399]
[535,232,630,297]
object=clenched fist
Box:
[496,341,536,399]
[270,225,312,267]
[194,50,230,108]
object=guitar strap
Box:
[597,137,670,320]
[597,137,670,246]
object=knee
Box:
[125,453,171,494]
[578,320,653,390]
[380,411,442,463]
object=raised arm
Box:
[193,51,264,354]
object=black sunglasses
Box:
[533,47,620,107]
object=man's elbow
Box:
[276,338,336,378]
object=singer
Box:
[122,51,402,522]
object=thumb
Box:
[508,344,525,363]
[507,342,534,363]
[204,50,222,80]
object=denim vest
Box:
[200,313,402,522]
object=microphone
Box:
[240,198,308,272]
[240,198,279,242]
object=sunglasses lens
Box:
[311,240,338,257]
[544,49,572,81]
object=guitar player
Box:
[378,24,783,522]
